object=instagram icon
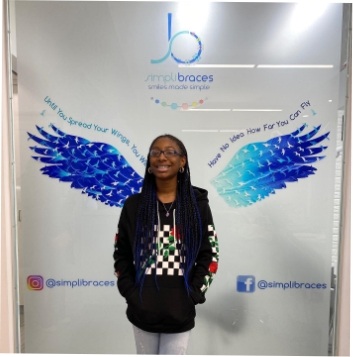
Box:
[27,275,44,291]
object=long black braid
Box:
[134,134,203,294]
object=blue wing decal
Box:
[211,124,330,207]
[28,124,143,207]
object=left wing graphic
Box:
[211,124,330,207]
[28,124,143,207]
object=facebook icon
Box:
[237,275,256,293]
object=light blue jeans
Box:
[132,325,191,355]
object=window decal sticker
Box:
[28,124,143,207]
[211,124,330,207]
[28,123,329,209]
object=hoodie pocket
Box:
[130,286,195,327]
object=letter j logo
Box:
[237,275,256,293]
[151,13,203,64]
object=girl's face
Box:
[148,137,186,182]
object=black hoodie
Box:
[113,186,219,333]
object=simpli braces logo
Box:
[151,13,203,64]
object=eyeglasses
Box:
[149,149,182,158]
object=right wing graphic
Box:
[211,124,330,207]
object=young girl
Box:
[114,134,219,354]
